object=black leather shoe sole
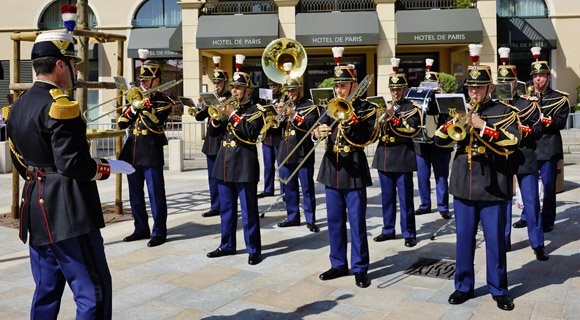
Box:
[404,238,417,247]
[512,219,527,228]
[440,211,451,219]
[493,295,515,311]
[354,272,371,288]
[207,248,235,258]
[278,220,300,228]
[319,268,348,281]
[123,233,150,242]
[202,209,220,217]
[257,192,274,198]
[373,233,395,242]
[248,253,262,265]
[448,290,474,304]
[415,208,431,215]
[147,236,166,247]
[307,223,320,233]
[533,247,549,261]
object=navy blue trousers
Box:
[415,152,450,212]
[278,163,316,223]
[378,171,416,239]
[325,187,369,273]
[127,165,167,237]
[262,144,283,194]
[454,198,509,297]
[29,230,112,320]
[217,181,261,254]
[538,159,558,228]
[506,172,544,250]
[206,155,220,211]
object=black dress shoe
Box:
[404,238,417,247]
[448,290,473,305]
[307,223,320,233]
[373,233,395,242]
[277,219,300,228]
[202,209,220,217]
[543,225,553,233]
[440,211,451,219]
[415,208,431,215]
[257,192,274,198]
[533,247,549,261]
[123,233,149,242]
[493,295,514,311]
[354,272,371,288]
[319,268,348,281]
[147,236,166,247]
[248,253,262,265]
[207,248,235,258]
[512,219,527,228]
[282,195,286,202]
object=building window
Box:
[38,0,97,30]
[497,0,548,18]
[133,0,182,28]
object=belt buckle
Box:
[389,137,395,143]
[141,129,147,135]
[290,130,296,136]
[133,129,139,135]
[343,145,350,152]
[222,141,227,147]
[230,141,237,147]
[465,146,471,153]
[381,136,387,142]
[478,146,486,154]
[333,145,339,153]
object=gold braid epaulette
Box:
[541,94,570,117]
[387,101,421,139]
[340,104,379,148]
[48,88,79,120]
[140,100,174,134]
[1,105,10,120]
[230,109,265,145]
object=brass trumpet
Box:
[187,102,207,117]
[83,79,183,122]
[207,95,239,120]
[276,74,373,184]
[448,96,480,141]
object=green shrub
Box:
[318,78,335,88]
[439,72,458,93]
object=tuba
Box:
[262,38,308,85]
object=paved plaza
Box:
[0,153,579,319]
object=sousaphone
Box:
[262,38,308,84]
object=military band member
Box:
[119,56,174,247]
[276,77,321,232]
[7,32,134,319]
[196,56,231,217]
[207,68,266,265]
[497,47,548,261]
[435,45,519,311]
[414,59,452,220]
[313,52,376,288]
[529,47,570,233]
[372,59,421,247]
[258,78,284,198]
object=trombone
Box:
[276,74,373,184]
[83,79,183,123]
[448,95,480,141]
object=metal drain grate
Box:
[404,258,455,280]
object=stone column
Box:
[275,0,300,39]
[477,0,498,79]
[374,0,396,99]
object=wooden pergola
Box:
[8,1,128,218]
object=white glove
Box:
[108,160,135,175]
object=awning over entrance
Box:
[196,14,278,49]
[396,9,483,45]
[498,18,557,50]
[295,12,379,47]
[128,26,182,59]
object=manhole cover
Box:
[404,258,455,280]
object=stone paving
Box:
[0,154,579,319]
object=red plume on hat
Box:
[235,54,245,72]
[391,58,400,72]
[213,56,221,68]
[332,47,344,66]
[61,5,77,33]
[468,44,482,65]
[138,49,149,64]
